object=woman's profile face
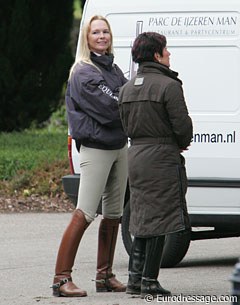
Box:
[160,47,171,67]
[88,20,111,54]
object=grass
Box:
[0,129,70,197]
[0,2,82,203]
[0,129,68,179]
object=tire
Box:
[121,200,191,267]
[161,229,191,268]
[121,199,132,256]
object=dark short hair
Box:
[132,32,167,63]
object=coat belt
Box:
[130,137,174,145]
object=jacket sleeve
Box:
[65,82,94,140]
[118,84,129,135]
[114,64,128,85]
[70,68,123,128]
[164,81,193,149]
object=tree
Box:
[81,0,86,11]
[0,0,74,131]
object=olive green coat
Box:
[119,62,193,237]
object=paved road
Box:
[1,213,239,305]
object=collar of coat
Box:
[138,61,182,84]
[90,52,114,71]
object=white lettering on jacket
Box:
[98,84,118,101]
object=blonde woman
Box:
[52,15,128,297]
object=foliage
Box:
[46,104,68,132]
[0,128,70,199]
[0,0,87,200]
[81,0,86,12]
[0,0,74,131]
[10,159,70,197]
[74,0,81,19]
[0,129,68,181]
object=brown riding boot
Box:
[52,209,89,297]
[95,217,126,292]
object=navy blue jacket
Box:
[66,53,128,150]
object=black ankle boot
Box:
[126,274,141,295]
[141,236,171,297]
[141,278,171,298]
[126,237,146,295]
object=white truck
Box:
[62,0,240,267]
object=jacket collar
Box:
[138,61,182,84]
[90,52,114,71]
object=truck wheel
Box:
[121,200,191,267]
[161,229,191,268]
[121,199,132,256]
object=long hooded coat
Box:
[118,62,193,237]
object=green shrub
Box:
[0,129,68,181]
[0,1,74,131]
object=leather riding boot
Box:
[96,217,126,292]
[126,237,146,295]
[52,209,89,297]
[141,236,171,298]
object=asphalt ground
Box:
[1,213,239,305]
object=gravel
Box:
[0,193,75,213]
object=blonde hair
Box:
[69,15,113,77]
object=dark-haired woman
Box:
[119,32,193,298]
